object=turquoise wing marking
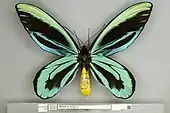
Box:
[33,55,79,99]
[15,3,80,99]
[90,2,153,56]
[90,55,135,99]
[16,3,79,56]
[89,2,153,98]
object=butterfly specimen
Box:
[15,2,153,99]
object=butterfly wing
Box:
[90,2,153,56]
[89,2,153,99]
[90,55,135,99]
[33,56,79,99]
[15,3,80,99]
[16,3,79,56]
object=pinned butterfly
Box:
[15,2,153,99]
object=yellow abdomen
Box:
[80,66,91,96]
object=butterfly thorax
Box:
[78,45,91,67]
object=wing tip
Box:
[15,3,25,9]
[33,74,58,100]
[146,1,153,10]
[15,3,21,10]
[138,1,153,9]
[111,84,136,99]
[130,1,153,11]
[111,83,136,99]
[15,3,36,10]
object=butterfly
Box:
[15,2,153,99]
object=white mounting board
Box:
[7,103,164,113]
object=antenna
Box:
[74,31,81,48]
[88,28,90,48]
[85,24,106,45]
[63,26,84,48]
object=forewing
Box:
[90,55,135,99]
[33,55,79,99]
[16,3,79,56]
[90,2,153,56]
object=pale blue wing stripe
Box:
[90,56,135,99]
[46,55,78,68]
[34,56,78,99]
[16,3,79,56]
[60,63,79,87]
[30,32,77,55]
[93,29,142,55]
[90,63,109,87]
[90,2,153,56]
[30,33,62,55]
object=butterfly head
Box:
[78,45,91,66]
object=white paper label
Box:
[38,104,48,112]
